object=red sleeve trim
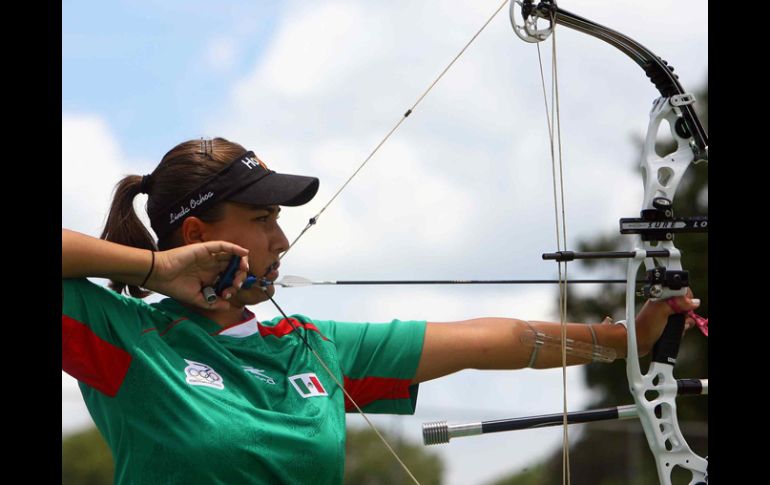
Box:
[62,315,132,397]
[259,318,329,340]
[342,376,413,411]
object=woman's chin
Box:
[236,285,276,305]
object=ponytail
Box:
[100,174,157,298]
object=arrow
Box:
[273,275,644,288]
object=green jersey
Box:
[62,278,426,484]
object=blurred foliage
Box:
[62,427,113,485]
[490,81,707,485]
[61,424,443,484]
[345,427,444,485]
[487,464,547,485]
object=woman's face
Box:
[200,202,288,305]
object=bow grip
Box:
[651,313,685,366]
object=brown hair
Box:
[100,137,248,297]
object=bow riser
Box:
[625,255,707,485]
[623,91,708,484]
[638,99,691,304]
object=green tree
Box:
[487,464,547,485]
[62,428,113,485]
[345,427,444,485]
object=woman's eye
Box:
[254,212,279,223]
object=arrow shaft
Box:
[284,278,640,286]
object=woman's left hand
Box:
[634,289,701,356]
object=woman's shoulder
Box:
[62,277,173,324]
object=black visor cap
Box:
[149,151,319,239]
[228,171,319,207]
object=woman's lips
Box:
[265,269,279,281]
[263,262,280,282]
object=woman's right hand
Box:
[147,241,250,310]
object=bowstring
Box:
[535,10,571,485]
[269,1,513,483]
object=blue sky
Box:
[63,2,707,484]
[63,1,281,161]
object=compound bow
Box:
[422,2,708,484]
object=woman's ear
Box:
[181,217,208,244]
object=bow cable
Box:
[281,0,511,261]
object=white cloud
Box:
[241,2,369,98]
[62,114,154,238]
[62,373,95,434]
[214,1,708,274]
[62,115,125,237]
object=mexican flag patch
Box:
[289,373,328,398]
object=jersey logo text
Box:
[243,366,276,385]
